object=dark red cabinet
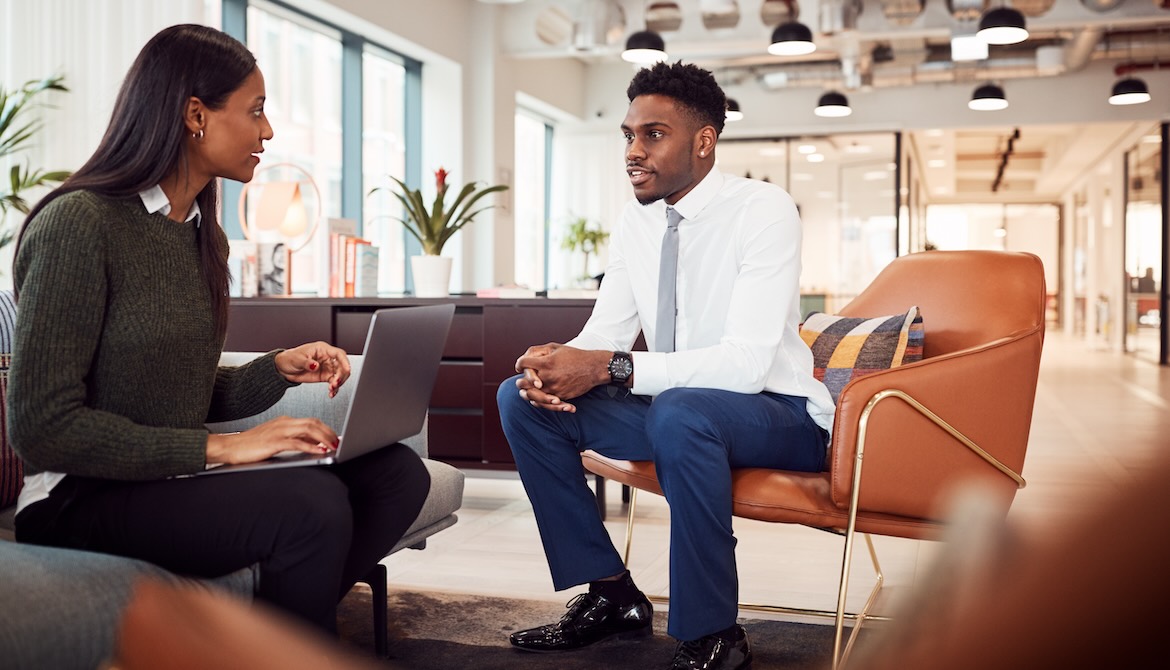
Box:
[225,296,594,469]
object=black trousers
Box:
[14,444,430,631]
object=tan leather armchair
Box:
[582,250,1047,668]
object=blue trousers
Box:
[497,376,827,641]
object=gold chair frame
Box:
[604,387,1026,670]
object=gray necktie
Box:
[656,207,682,353]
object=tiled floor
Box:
[382,332,1170,623]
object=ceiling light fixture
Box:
[621,30,668,64]
[814,91,852,117]
[1109,77,1151,106]
[768,21,816,56]
[977,6,1028,45]
[725,98,744,122]
[968,83,1008,111]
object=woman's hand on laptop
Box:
[276,342,352,398]
[206,417,340,464]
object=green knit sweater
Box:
[8,190,294,480]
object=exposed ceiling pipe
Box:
[757,54,1062,90]
[1063,27,1103,72]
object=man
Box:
[496,62,835,670]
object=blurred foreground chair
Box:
[582,250,1047,669]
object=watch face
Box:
[610,353,633,383]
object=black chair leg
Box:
[594,474,607,521]
[359,563,388,658]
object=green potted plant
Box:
[1,75,70,250]
[561,215,609,287]
[373,167,508,297]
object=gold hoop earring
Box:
[193,128,204,141]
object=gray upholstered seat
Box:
[0,291,465,668]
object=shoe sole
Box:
[510,624,653,654]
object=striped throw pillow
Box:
[1,289,20,509]
[800,307,924,405]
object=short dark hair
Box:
[626,62,726,136]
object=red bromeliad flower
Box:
[435,167,449,192]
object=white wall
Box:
[0,0,219,288]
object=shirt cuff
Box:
[630,351,669,396]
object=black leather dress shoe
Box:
[509,591,653,653]
[667,626,752,670]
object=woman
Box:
[7,24,430,632]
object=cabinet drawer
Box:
[431,362,483,408]
[334,308,482,358]
[427,413,483,461]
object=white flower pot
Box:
[410,255,453,298]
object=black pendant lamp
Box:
[622,30,668,64]
[977,6,1028,45]
[1109,77,1151,105]
[725,98,744,122]
[814,91,851,117]
[768,21,816,56]
[968,83,1008,111]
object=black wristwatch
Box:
[608,351,633,386]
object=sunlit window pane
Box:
[514,112,549,290]
[246,6,342,294]
[362,49,407,294]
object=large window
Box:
[362,47,408,294]
[514,111,552,290]
[247,3,342,294]
[225,0,418,295]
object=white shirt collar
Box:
[668,166,724,222]
[138,185,201,226]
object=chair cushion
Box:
[800,306,924,404]
[1,290,22,511]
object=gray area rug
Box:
[337,587,853,669]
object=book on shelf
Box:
[228,240,258,298]
[321,218,358,297]
[257,242,291,296]
[545,288,600,299]
[476,285,538,298]
[354,244,379,297]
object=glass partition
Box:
[717,133,898,313]
[1123,126,1164,363]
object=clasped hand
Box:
[514,343,610,413]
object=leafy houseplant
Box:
[1,75,70,249]
[561,216,610,282]
[375,167,508,256]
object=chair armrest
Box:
[207,353,428,459]
[828,327,1043,520]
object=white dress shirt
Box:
[566,167,836,434]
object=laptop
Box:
[189,303,455,477]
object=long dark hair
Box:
[16,24,257,338]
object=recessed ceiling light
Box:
[759,146,786,157]
[792,173,814,181]
[928,159,947,168]
[925,129,944,137]
[807,153,825,163]
[798,144,818,154]
[863,170,889,181]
